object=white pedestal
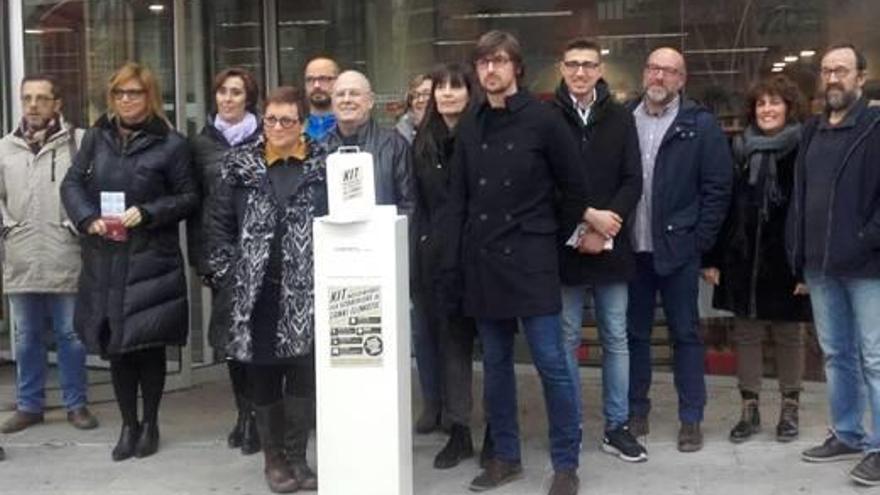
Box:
[313,205,413,495]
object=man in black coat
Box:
[442,30,588,495]
[550,38,645,463]
[625,47,733,452]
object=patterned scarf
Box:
[17,114,61,153]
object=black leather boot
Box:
[135,422,160,458]
[112,423,141,461]
[434,423,474,469]
[777,397,799,442]
[240,400,262,455]
[255,401,299,493]
[729,399,761,443]
[284,396,318,490]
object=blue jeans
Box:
[10,293,87,413]
[627,254,706,423]
[805,271,880,452]
[477,314,580,470]
[561,283,630,430]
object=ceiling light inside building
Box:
[452,10,573,20]
[601,49,610,56]
[800,50,816,57]
[148,4,164,13]
[773,62,786,68]
[684,47,768,55]
[783,55,799,62]
[771,67,784,73]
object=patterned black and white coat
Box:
[206,136,327,362]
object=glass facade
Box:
[6,0,879,366]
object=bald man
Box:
[625,47,732,452]
[326,70,415,217]
[303,57,340,141]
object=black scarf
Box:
[736,123,801,221]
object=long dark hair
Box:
[413,63,481,166]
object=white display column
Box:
[313,204,412,495]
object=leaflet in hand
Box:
[100,191,128,242]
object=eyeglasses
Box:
[562,60,601,72]
[111,88,147,101]
[820,66,854,80]
[263,115,300,129]
[475,55,512,69]
[305,75,337,86]
[412,91,432,101]
[21,94,56,105]
[644,64,681,77]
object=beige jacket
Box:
[0,122,84,293]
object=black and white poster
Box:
[327,285,383,366]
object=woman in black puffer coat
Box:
[187,67,263,455]
[61,62,198,462]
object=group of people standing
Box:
[0,27,878,495]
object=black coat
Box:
[442,90,589,318]
[551,80,642,285]
[787,99,880,278]
[412,133,455,295]
[187,118,261,352]
[61,115,198,357]
[708,141,810,321]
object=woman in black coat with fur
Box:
[61,63,198,461]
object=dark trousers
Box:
[628,253,706,423]
[249,354,315,407]
[109,347,167,426]
[414,290,476,426]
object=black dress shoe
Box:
[134,422,160,458]
[434,424,475,469]
[112,423,141,462]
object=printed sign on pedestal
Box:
[327,284,383,366]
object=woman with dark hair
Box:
[412,62,481,469]
[61,62,198,461]
[187,67,263,455]
[207,86,325,493]
[703,74,810,443]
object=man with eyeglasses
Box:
[325,70,416,218]
[625,47,732,453]
[303,57,339,141]
[550,38,646,463]
[441,30,588,495]
[0,74,98,437]
[787,44,880,486]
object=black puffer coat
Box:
[61,115,198,357]
[187,117,261,352]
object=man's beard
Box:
[309,92,331,111]
[825,86,859,112]
[645,85,672,105]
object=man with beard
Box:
[325,70,416,217]
[788,44,880,486]
[550,38,646,463]
[625,47,732,452]
[303,57,339,141]
[0,75,98,436]
[442,30,588,495]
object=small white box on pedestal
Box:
[313,146,412,495]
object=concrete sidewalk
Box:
[0,366,866,495]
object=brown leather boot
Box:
[284,396,317,490]
[1,410,44,434]
[254,401,299,493]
